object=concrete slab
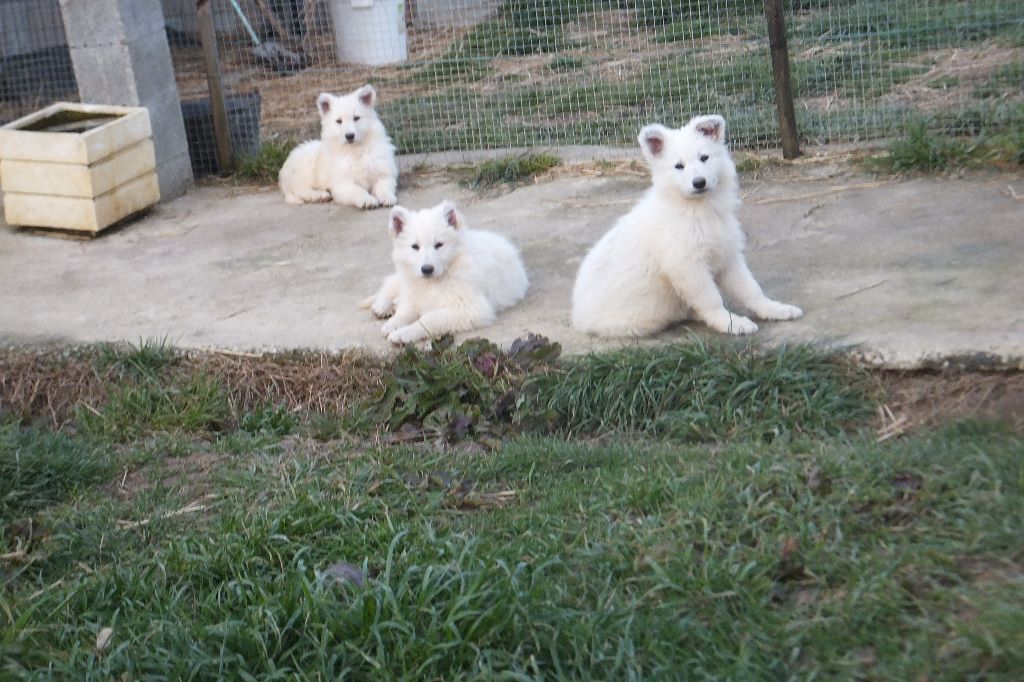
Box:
[1,162,1021,368]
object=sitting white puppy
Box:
[362,200,529,345]
[572,114,803,337]
[278,84,398,208]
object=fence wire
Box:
[160,0,1022,167]
[0,0,78,125]
[1,1,1021,172]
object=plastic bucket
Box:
[330,0,407,66]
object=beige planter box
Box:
[0,102,160,234]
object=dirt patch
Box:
[185,350,388,416]
[878,45,1024,113]
[0,346,387,428]
[111,446,224,502]
[0,348,111,427]
[878,370,1024,439]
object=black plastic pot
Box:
[180,90,261,177]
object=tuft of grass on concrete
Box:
[870,121,1024,173]
[463,152,562,189]
[874,122,973,173]
[234,138,296,184]
[95,337,179,380]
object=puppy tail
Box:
[357,294,376,309]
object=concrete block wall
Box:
[59,0,193,200]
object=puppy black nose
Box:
[421,264,434,275]
[345,132,355,141]
[692,177,706,189]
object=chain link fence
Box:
[1,1,1020,173]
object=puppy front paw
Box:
[388,326,424,345]
[756,301,804,321]
[371,299,395,319]
[380,317,402,337]
[375,191,397,208]
[707,311,758,335]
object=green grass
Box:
[0,421,118,518]
[463,152,562,189]
[345,335,873,447]
[869,121,1024,173]
[3,400,1023,678]
[76,372,231,442]
[95,337,178,380]
[974,61,1024,99]
[874,122,970,172]
[928,75,961,89]
[349,335,560,442]
[240,400,299,437]
[792,0,1023,46]
[525,341,874,440]
[235,138,296,184]
[547,54,585,72]
[406,56,491,85]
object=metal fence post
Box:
[763,0,801,159]
[197,0,235,173]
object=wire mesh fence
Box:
[1,1,1021,173]
[785,0,1023,144]
[0,0,78,125]
[160,0,1022,169]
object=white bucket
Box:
[330,0,408,66]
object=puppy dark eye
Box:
[700,154,709,162]
[411,244,420,251]
[354,116,361,121]
[675,162,684,170]
[435,242,443,249]
[336,118,343,124]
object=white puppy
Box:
[361,200,529,345]
[278,84,398,208]
[572,115,803,337]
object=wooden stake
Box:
[764,0,801,159]
[197,0,235,174]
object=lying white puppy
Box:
[362,200,529,345]
[278,84,398,209]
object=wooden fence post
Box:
[764,0,801,159]
[197,0,235,173]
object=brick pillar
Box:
[59,0,193,200]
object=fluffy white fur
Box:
[361,200,529,345]
[572,115,803,337]
[278,84,398,208]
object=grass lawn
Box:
[2,339,1022,679]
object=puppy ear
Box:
[638,124,668,159]
[317,93,332,116]
[439,200,461,229]
[357,84,377,108]
[389,206,409,237]
[690,115,726,143]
